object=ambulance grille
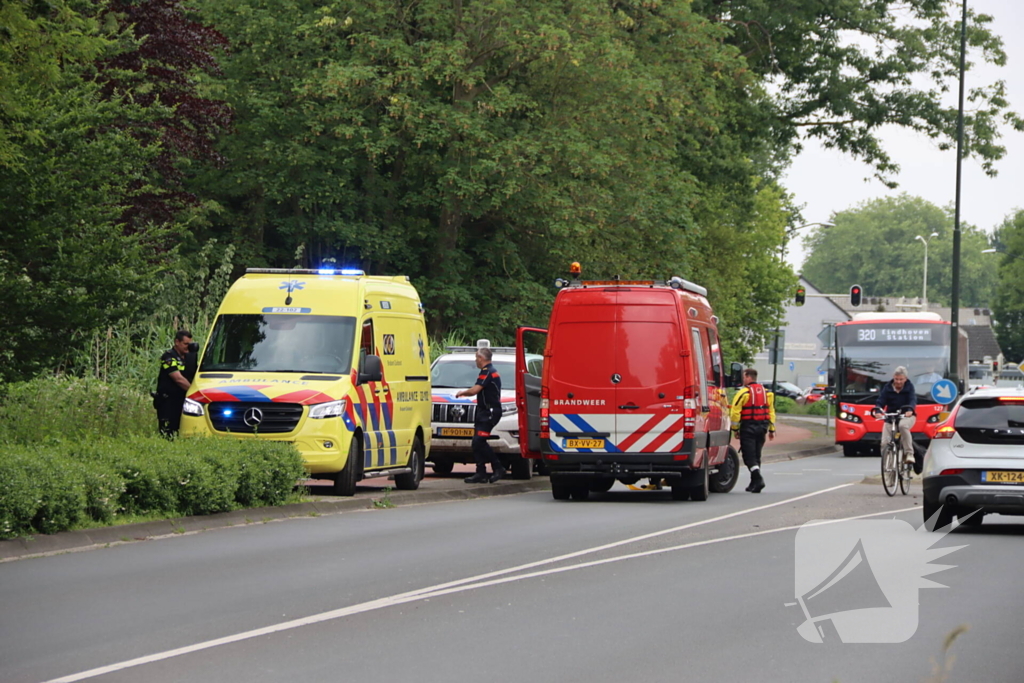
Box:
[432,404,477,424]
[208,402,304,434]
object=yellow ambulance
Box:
[179,267,431,496]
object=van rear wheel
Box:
[510,455,532,480]
[689,459,710,501]
[709,447,740,494]
[430,456,454,476]
[569,486,590,501]
[551,476,571,501]
[333,435,362,497]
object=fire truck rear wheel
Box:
[569,486,590,501]
[551,476,572,501]
[689,458,710,501]
[709,447,740,493]
[588,478,615,493]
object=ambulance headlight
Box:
[501,402,518,415]
[183,398,205,417]
[309,400,346,419]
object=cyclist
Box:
[871,366,916,466]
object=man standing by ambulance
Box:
[730,368,776,493]
[155,330,194,438]
[457,347,507,484]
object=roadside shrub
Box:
[0,436,305,539]
[807,398,835,416]
[0,376,152,445]
[774,396,798,413]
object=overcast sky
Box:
[782,0,1024,270]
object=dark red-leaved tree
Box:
[99,0,232,231]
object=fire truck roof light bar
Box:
[557,277,709,297]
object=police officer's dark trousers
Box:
[157,397,184,438]
[739,421,769,470]
[472,411,503,474]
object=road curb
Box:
[763,443,840,463]
[0,478,552,563]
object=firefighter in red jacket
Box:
[730,368,776,493]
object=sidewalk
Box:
[0,419,838,562]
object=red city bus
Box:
[833,312,968,456]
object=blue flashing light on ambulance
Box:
[180,267,432,496]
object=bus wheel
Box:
[333,435,362,497]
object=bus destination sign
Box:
[856,327,933,343]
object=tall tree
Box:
[990,211,1024,363]
[0,1,168,381]
[194,0,789,358]
[801,195,995,308]
[691,0,1024,184]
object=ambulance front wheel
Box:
[333,436,362,497]
[394,436,425,490]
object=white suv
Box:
[922,386,1024,530]
[429,343,542,479]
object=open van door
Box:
[516,327,547,459]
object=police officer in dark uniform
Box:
[155,330,194,437]
[729,368,776,493]
[457,347,506,484]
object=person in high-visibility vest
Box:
[730,368,776,493]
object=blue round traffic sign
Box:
[930,379,958,405]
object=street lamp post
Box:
[772,221,835,391]
[915,232,939,309]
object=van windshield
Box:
[201,314,357,374]
[432,360,516,388]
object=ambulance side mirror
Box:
[726,362,744,388]
[359,355,383,384]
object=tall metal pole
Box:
[949,0,967,386]
[922,239,929,307]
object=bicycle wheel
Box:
[881,443,898,497]
[899,458,911,495]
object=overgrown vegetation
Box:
[0,376,306,539]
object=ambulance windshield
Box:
[201,314,357,374]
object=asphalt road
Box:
[2,452,1022,683]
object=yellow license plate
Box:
[982,471,1024,484]
[439,427,475,437]
[565,439,605,449]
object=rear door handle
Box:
[618,405,640,410]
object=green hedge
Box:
[0,437,306,539]
[0,376,152,445]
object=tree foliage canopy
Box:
[990,211,1024,363]
[800,195,996,308]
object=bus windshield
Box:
[836,323,950,403]
[201,314,357,374]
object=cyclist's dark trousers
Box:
[472,413,502,474]
[739,422,769,469]
[157,398,183,438]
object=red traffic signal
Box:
[795,286,806,306]
[850,284,862,307]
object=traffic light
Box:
[850,284,862,307]
[795,286,806,306]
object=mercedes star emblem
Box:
[611,374,622,384]
[243,407,264,427]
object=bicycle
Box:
[876,411,914,496]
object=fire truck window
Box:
[691,328,709,407]
[706,328,722,385]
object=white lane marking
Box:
[802,468,832,471]
[43,482,859,683]
[410,505,922,600]
[773,473,804,476]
